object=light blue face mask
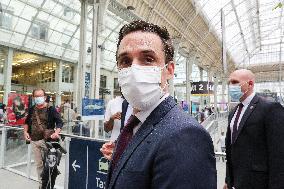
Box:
[34,96,45,105]
[228,85,244,102]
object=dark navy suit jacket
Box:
[226,95,284,189]
[107,97,217,189]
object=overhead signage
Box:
[82,98,104,120]
[191,81,214,96]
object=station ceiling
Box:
[0,0,283,83]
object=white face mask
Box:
[34,96,45,105]
[118,64,167,111]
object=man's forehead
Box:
[34,90,44,95]
[118,32,163,53]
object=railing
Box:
[202,111,229,153]
[0,123,110,188]
[201,113,217,127]
[0,123,227,188]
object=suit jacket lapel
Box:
[233,95,259,144]
[108,97,176,188]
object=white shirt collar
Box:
[241,92,255,106]
[135,93,170,123]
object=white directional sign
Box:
[72,160,81,172]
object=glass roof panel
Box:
[199,0,284,66]
[0,0,134,71]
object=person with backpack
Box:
[23,88,63,189]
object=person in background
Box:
[101,93,133,160]
[23,88,63,189]
[217,131,226,162]
[104,93,133,142]
[0,104,6,123]
[200,109,205,123]
[224,69,284,189]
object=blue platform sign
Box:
[69,138,109,189]
[85,72,91,98]
[82,99,104,120]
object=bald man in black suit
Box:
[224,69,284,189]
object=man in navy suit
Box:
[224,69,284,189]
[101,20,216,189]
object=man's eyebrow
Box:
[141,50,156,55]
[117,52,128,60]
[117,50,157,59]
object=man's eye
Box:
[119,58,131,67]
[145,57,154,63]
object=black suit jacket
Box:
[225,95,284,189]
[107,97,217,189]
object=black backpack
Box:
[41,141,66,189]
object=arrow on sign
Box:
[72,160,81,172]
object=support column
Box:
[169,39,180,97]
[221,80,226,111]
[73,64,78,108]
[207,69,212,105]
[186,57,193,114]
[77,0,88,114]
[3,48,13,105]
[90,1,100,99]
[199,67,204,109]
[213,76,218,111]
[55,61,63,106]
[221,9,227,75]
[168,77,174,97]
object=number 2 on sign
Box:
[199,84,203,90]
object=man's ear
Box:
[248,80,253,86]
[165,61,175,80]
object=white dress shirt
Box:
[104,96,133,141]
[133,93,170,135]
[230,92,255,138]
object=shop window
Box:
[100,75,107,88]
[39,62,56,83]
[114,78,119,90]
[62,63,74,83]
[0,4,13,29]
[31,19,49,41]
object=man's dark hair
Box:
[32,88,46,96]
[116,20,174,63]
